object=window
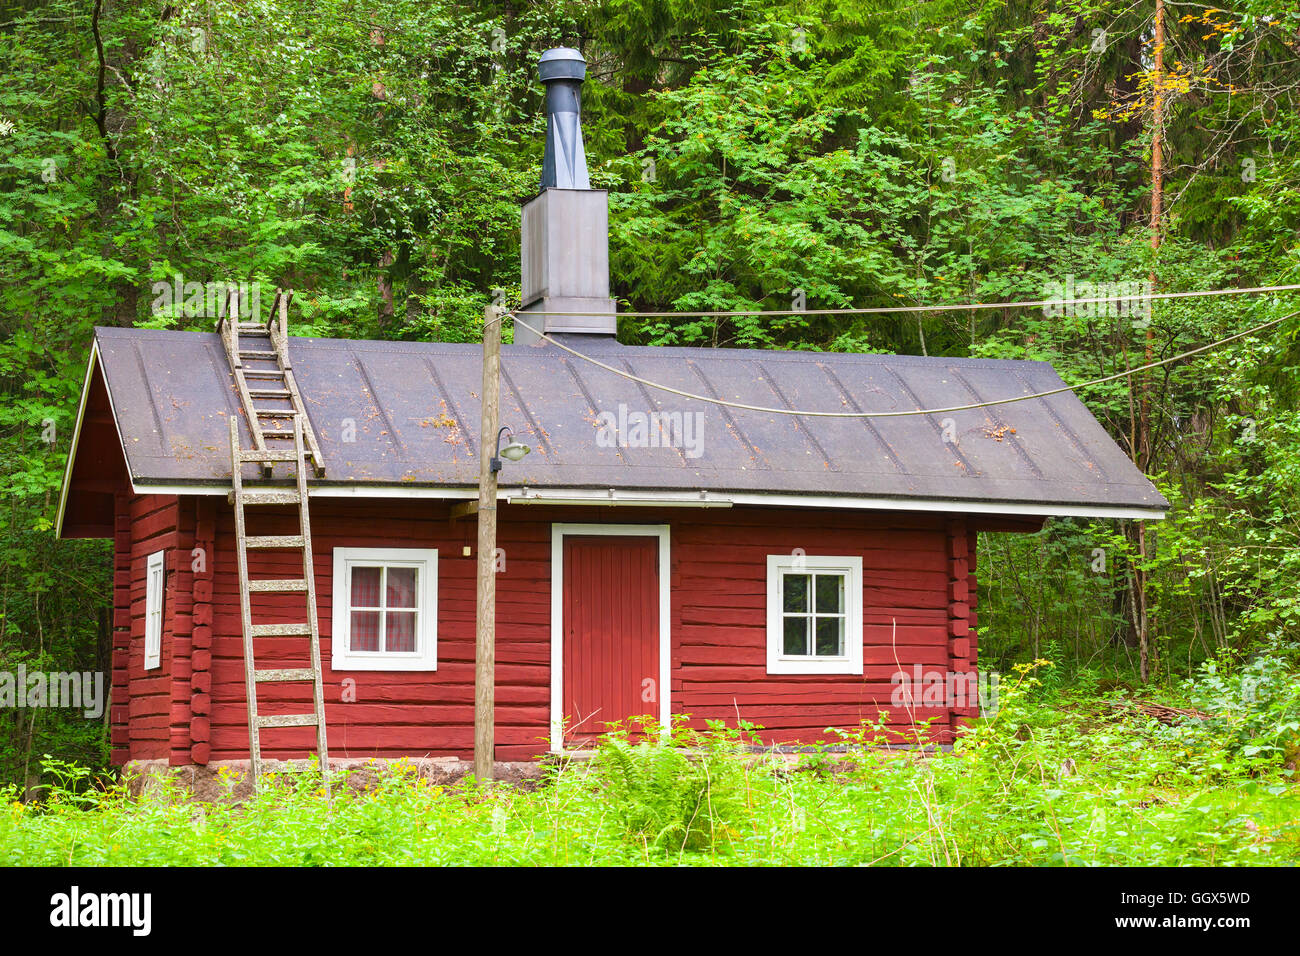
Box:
[144,550,165,670]
[331,548,437,671]
[766,554,863,675]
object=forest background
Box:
[2,0,1298,787]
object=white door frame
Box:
[550,523,671,752]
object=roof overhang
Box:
[55,341,134,538]
[123,479,1166,521]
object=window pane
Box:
[815,573,844,614]
[350,610,381,652]
[385,611,416,652]
[351,566,381,608]
[386,567,418,609]
[783,616,808,656]
[815,617,844,657]
[783,573,809,613]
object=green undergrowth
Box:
[3,665,1297,866]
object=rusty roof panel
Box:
[90,326,1168,511]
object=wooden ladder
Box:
[228,414,330,796]
[221,290,329,796]
[217,289,325,478]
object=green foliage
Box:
[2,0,1300,788]
[1180,639,1300,767]
[584,716,758,852]
[2,685,1296,866]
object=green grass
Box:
[4,671,1297,866]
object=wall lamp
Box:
[491,426,531,473]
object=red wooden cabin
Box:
[55,49,1167,776]
[57,328,1166,772]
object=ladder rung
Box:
[248,578,308,593]
[239,449,299,462]
[248,388,291,398]
[245,534,305,549]
[255,408,297,416]
[234,490,301,506]
[249,622,313,637]
[257,713,319,729]
[240,349,278,358]
[260,430,296,439]
[255,668,316,683]
[238,328,271,336]
[242,370,286,379]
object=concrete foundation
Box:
[122,757,551,802]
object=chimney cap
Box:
[539,47,586,82]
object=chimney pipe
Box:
[516,47,617,344]
[539,48,589,191]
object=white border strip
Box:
[550,523,671,753]
[119,482,1165,520]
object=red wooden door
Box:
[562,534,660,745]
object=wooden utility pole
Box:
[1135,0,1166,683]
[1146,0,1164,455]
[474,305,501,781]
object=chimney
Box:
[515,48,617,344]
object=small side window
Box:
[144,550,165,670]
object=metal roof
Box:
[79,325,1168,515]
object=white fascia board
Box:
[507,488,731,508]
[730,493,1165,521]
[128,482,479,499]
[126,479,1165,520]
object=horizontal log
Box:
[210,702,544,726]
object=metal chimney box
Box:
[517,188,617,341]
[515,48,617,345]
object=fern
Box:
[586,717,755,853]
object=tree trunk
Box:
[92,0,142,326]
[378,249,395,329]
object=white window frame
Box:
[766,554,863,675]
[331,547,438,671]
[144,550,165,671]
